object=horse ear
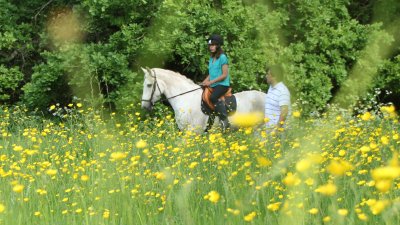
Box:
[141,67,147,76]
[146,67,154,78]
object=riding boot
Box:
[214,100,230,131]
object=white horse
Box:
[141,68,266,132]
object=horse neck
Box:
[156,70,199,99]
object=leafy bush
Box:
[140,0,286,91]
[0,66,24,103]
[375,55,400,107]
[22,44,137,110]
[22,52,72,109]
[2,0,400,114]
[271,0,387,114]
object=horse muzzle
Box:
[141,101,153,111]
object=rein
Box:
[142,69,202,106]
[166,87,202,100]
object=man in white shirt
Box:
[264,65,291,130]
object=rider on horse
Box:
[201,34,231,130]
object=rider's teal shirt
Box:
[209,53,230,87]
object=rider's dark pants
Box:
[210,85,229,105]
[210,85,231,130]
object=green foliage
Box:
[0,66,24,102]
[80,0,162,42]
[140,0,285,91]
[271,0,387,114]
[375,55,400,104]
[0,0,36,67]
[22,44,137,110]
[1,0,399,114]
[22,52,72,109]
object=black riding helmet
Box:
[207,34,224,46]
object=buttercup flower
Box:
[205,191,220,203]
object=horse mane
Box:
[153,68,198,86]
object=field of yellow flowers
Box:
[0,104,399,225]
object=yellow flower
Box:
[189,162,198,169]
[371,166,400,180]
[49,105,56,111]
[36,189,47,195]
[81,175,89,181]
[231,112,264,127]
[389,153,399,167]
[75,208,83,213]
[296,159,312,172]
[257,157,272,167]
[227,208,240,215]
[110,152,127,161]
[244,211,256,222]
[381,105,396,113]
[357,213,368,221]
[154,172,166,180]
[13,145,23,152]
[103,209,110,219]
[267,202,281,211]
[0,204,5,213]
[283,172,301,186]
[292,111,301,118]
[244,161,251,167]
[375,179,392,193]
[323,216,331,222]
[361,112,372,121]
[380,105,397,118]
[359,146,370,153]
[76,103,83,108]
[338,150,346,156]
[34,211,41,216]
[13,184,24,193]
[46,169,57,176]
[315,183,337,196]
[205,191,220,203]
[308,208,318,214]
[381,136,390,145]
[327,160,353,176]
[305,178,314,186]
[136,140,147,149]
[369,200,389,215]
[338,209,348,216]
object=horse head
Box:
[141,68,164,111]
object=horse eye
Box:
[147,84,152,88]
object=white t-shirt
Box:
[265,82,291,128]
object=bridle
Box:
[141,69,202,107]
[141,69,163,107]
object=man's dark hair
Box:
[266,65,284,81]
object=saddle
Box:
[201,87,237,115]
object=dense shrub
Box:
[0,0,398,114]
[0,66,24,103]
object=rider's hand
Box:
[202,81,211,87]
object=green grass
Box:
[0,105,399,225]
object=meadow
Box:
[0,103,399,225]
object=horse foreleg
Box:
[204,115,215,133]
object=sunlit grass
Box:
[0,104,399,224]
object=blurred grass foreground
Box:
[0,103,399,225]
